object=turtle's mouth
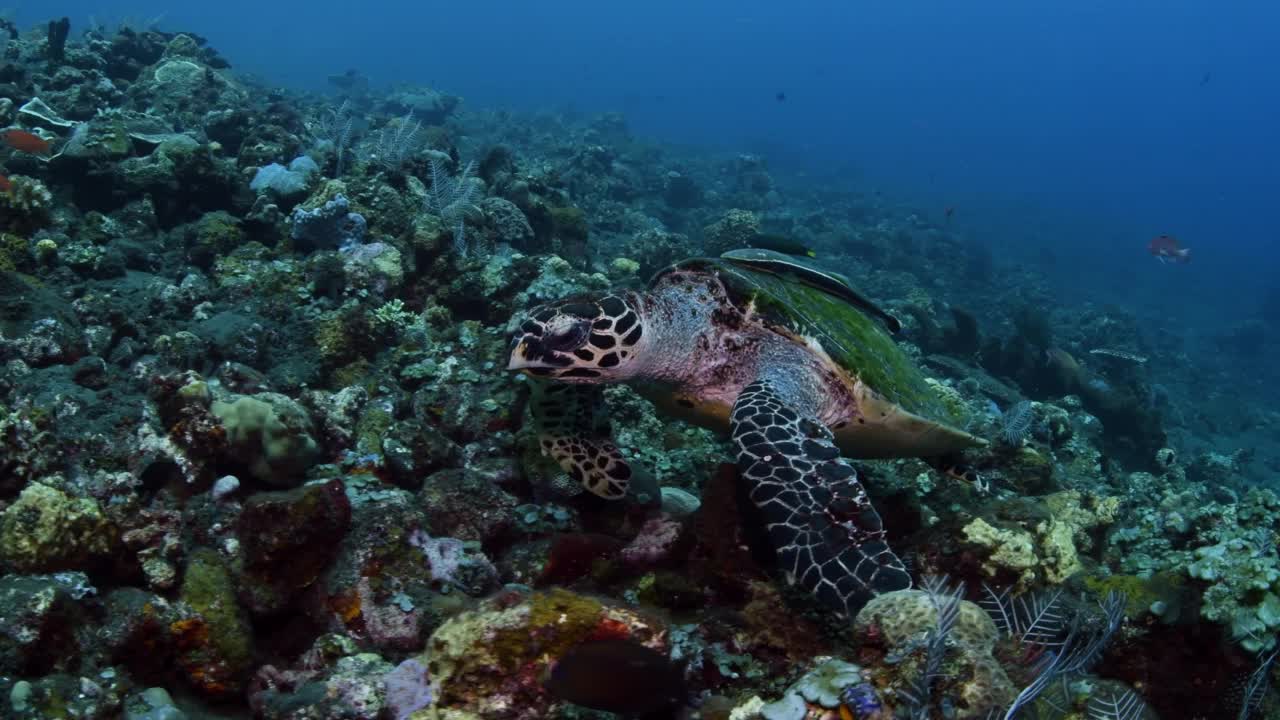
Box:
[507,336,572,373]
[508,313,596,375]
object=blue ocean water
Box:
[21,1,1277,302]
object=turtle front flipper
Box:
[530,382,632,500]
[731,379,911,615]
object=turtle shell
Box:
[654,249,981,457]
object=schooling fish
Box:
[1148,234,1191,264]
[747,233,816,257]
[545,638,687,718]
[0,129,52,156]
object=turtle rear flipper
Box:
[731,379,910,615]
[531,382,632,500]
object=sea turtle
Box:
[507,248,985,614]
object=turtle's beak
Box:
[507,340,533,371]
[507,336,558,372]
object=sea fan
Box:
[1236,647,1278,720]
[981,584,1067,647]
[309,99,354,176]
[985,587,1128,719]
[1000,400,1034,446]
[900,575,965,719]
[360,111,421,171]
[425,157,480,255]
[1087,689,1147,720]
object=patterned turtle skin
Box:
[653,250,978,459]
[507,249,984,615]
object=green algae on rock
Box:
[173,549,254,698]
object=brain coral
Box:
[855,588,999,653]
[853,588,1014,719]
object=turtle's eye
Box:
[545,317,590,352]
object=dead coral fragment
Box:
[962,491,1119,588]
[0,483,116,572]
[0,175,53,234]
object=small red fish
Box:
[0,175,9,193]
[1148,234,1191,264]
[0,129,52,156]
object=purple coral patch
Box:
[384,658,432,720]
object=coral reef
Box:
[0,13,1272,720]
[421,587,666,718]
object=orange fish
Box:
[1148,234,1190,264]
[1,129,52,156]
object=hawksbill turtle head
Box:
[507,294,647,382]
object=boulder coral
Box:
[211,393,320,486]
[418,587,667,719]
[0,483,116,572]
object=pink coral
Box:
[384,658,432,720]
[357,578,422,651]
[621,514,683,568]
[407,528,498,595]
